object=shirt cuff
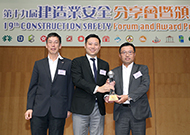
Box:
[128,95,132,101]
[93,86,99,94]
[104,94,109,99]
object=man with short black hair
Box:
[106,42,152,135]
[25,32,74,135]
[71,34,114,135]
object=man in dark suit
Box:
[106,42,152,135]
[24,32,74,135]
[71,34,114,135]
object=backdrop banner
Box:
[1,0,190,46]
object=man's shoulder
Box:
[62,57,72,62]
[35,57,47,63]
[97,58,108,65]
[72,56,85,61]
[134,63,148,69]
[71,56,87,66]
[35,57,72,63]
[112,66,121,71]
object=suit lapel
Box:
[43,58,52,82]
[118,66,123,95]
[84,56,95,82]
[97,58,106,84]
[53,58,65,82]
[129,63,138,92]
[96,58,100,84]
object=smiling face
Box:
[46,36,61,55]
[119,46,136,67]
[84,37,101,58]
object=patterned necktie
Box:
[90,58,97,83]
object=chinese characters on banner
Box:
[1,2,190,46]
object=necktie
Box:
[90,58,97,83]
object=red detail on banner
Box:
[66,36,73,42]
[102,36,110,42]
[78,35,85,42]
[40,35,47,42]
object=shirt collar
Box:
[122,62,134,69]
[58,53,63,60]
[86,54,97,61]
[48,53,63,61]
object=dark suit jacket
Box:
[112,63,152,121]
[26,57,74,118]
[71,56,109,115]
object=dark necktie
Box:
[90,58,97,83]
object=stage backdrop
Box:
[1,0,190,47]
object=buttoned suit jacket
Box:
[26,57,74,118]
[112,63,152,121]
[71,56,109,115]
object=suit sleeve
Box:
[66,61,74,111]
[71,58,96,95]
[129,65,150,102]
[26,61,39,110]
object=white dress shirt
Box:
[86,54,99,94]
[86,54,98,77]
[122,62,133,104]
[48,53,63,81]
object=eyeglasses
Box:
[120,51,134,55]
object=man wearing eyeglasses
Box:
[105,42,152,135]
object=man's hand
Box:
[97,79,115,93]
[104,95,114,103]
[115,95,128,104]
[24,109,33,120]
[67,111,72,118]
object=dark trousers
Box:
[30,109,66,135]
[115,106,146,135]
